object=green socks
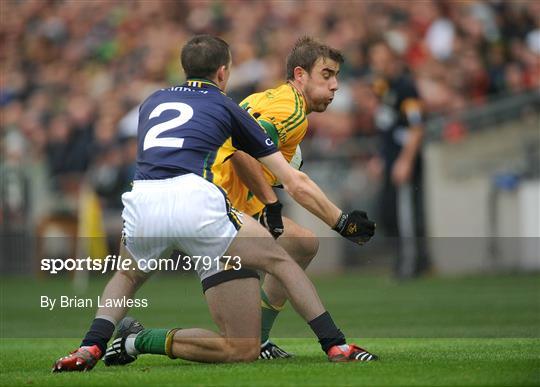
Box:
[134,329,168,355]
[133,291,284,354]
[260,289,284,343]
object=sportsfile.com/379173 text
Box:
[40,255,243,274]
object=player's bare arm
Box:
[231,151,278,205]
[231,150,284,238]
[259,152,375,245]
[260,152,339,226]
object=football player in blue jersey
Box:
[53,35,377,372]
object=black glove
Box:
[259,201,284,239]
[333,210,375,245]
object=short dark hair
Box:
[181,35,231,79]
[286,37,344,80]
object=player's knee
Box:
[224,339,259,362]
[284,228,319,268]
[296,231,319,267]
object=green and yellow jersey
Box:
[215,82,308,215]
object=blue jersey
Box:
[134,79,277,183]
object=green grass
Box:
[1,338,539,386]
[1,273,539,386]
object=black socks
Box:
[81,313,344,355]
[308,311,346,353]
[80,318,116,354]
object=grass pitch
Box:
[1,273,539,386]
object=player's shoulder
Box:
[268,83,302,112]
[246,83,306,127]
[141,88,166,105]
[222,93,251,119]
[141,87,188,106]
[274,84,306,132]
[244,83,294,106]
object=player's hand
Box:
[259,201,284,239]
[333,210,375,245]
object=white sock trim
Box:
[125,334,139,356]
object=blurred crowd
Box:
[1,0,539,241]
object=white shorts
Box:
[121,174,258,290]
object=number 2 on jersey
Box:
[143,102,193,151]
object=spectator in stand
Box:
[1,0,538,244]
